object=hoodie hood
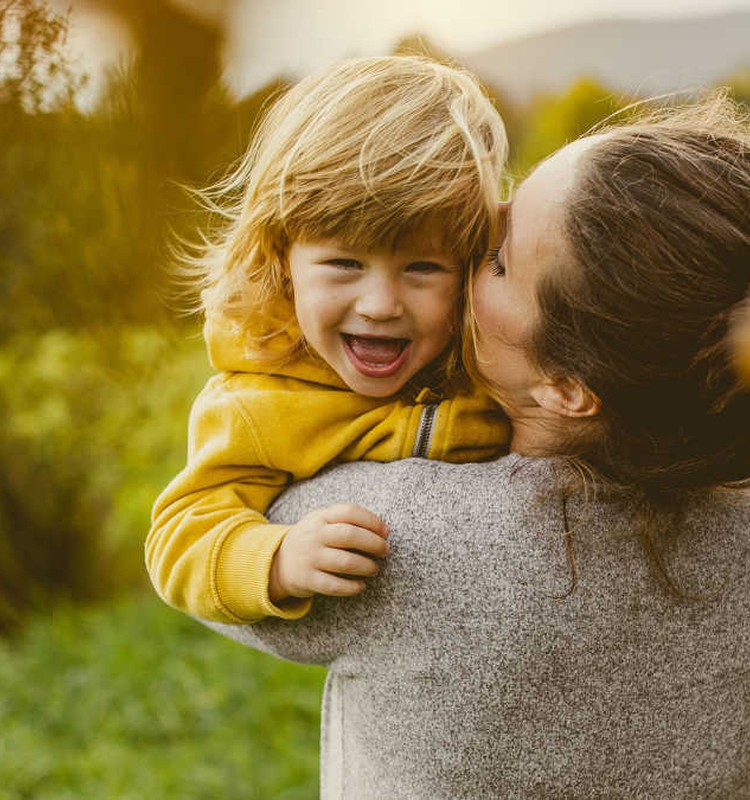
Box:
[204,312,347,388]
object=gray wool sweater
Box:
[206,455,750,799]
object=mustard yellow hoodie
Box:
[146,316,509,624]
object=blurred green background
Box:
[1,1,748,797]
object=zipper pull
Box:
[414,387,443,405]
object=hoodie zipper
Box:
[412,403,438,458]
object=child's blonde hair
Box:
[191,55,507,366]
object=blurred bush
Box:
[0,328,209,632]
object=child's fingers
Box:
[324,523,390,557]
[309,572,367,597]
[319,503,389,537]
[316,548,381,578]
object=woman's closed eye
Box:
[486,247,506,277]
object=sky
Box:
[56,0,750,103]
[225,0,750,95]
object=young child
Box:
[146,56,510,624]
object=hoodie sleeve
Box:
[146,373,312,624]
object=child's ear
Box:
[531,377,601,418]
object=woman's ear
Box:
[531,376,601,418]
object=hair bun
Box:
[730,296,750,388]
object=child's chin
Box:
[344,372,407,399]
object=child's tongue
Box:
[347,336,405,365]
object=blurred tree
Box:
[724,68,750,113]
[86,0,230,180]
[512,77,636,177]
[0,0,93,334]
[78,0,292,324]
[81,0,233,324]
[0,0,83,113]
[0,0,260,333]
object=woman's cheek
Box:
[472,269,499,336]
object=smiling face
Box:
[471,137,598,410]
[289,233,463,397]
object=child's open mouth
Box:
[341,334,411,378]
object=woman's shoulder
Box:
[270,455,527,512]
[270,455,750,569]
[270,455,572,558]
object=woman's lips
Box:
[342,334,411,378]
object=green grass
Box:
[0,592,326,800]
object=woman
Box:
[207,94,750,798]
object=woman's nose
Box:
[354,279,404,321]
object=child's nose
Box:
[355,280,404,320]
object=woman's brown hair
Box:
[531,92,750,497]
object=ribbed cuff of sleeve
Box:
[211,523,313,623]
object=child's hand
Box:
[268,503,389,603]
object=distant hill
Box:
[462,12,750,103]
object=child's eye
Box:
[326,258,362,270]
[486,247,506,277]
[406,261,443,274]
